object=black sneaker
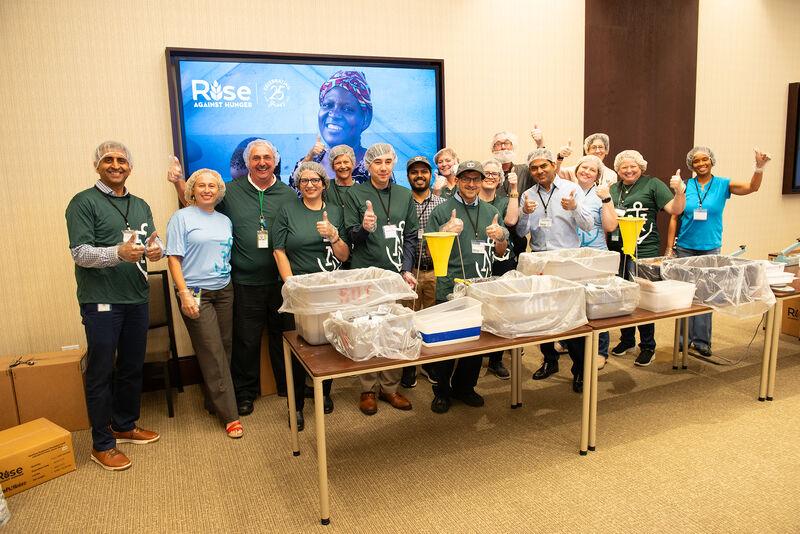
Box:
[634,349,656,367]
[611,341,636,356]
[688,343,712,358]
[431,396,451,414]
[453,389,485,407]
[400,367,417,388]
[419,366,438,385]
[487,361,511,380]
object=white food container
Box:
[581,276,640,320]
[635,278,696,312]
[517,248,620,281]
[413,297,482,347]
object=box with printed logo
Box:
[0,418,76,498]
[782,297,800,338]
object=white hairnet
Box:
[243,139,281,166]
[575,154,604,175]
[329,144,356,165]
[491,131,518,151]
[686,146,716,171]
[364,143,396,167]
[527,148,556,164]
[583,133,610,154]
[292,161,330,189]
[613,150,648,172]
[93,141,132,169]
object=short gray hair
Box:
[583,133,610,154]
[482,158,505,184]
[243,139,281,166]
[434,147,458,165]
[185,168,226,206]
[613,150,648,172]
[93,140,132,169]
[491,131,518,151]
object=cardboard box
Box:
[782,297,800,338]
[11,350,89,431]
[0,418,76,498]
[0,357,19,431]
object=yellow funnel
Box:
[618,217,645,260]
[424,232,457,276]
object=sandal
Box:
[225,420,243,439]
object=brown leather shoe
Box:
[91,448,132,471]
[111,426,160,445]
[359,392,377,416]
[378,390,413,411]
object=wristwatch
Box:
[601,197,612,203]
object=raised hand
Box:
[316,211,338,241]
[558,140,573,160]
[118,232,144,263]
[432,172,447,194]
[166,156,183,183]
[754,148,771,169]
[596,183,611,200]
[308,135,325,159]
[485,213,504,241]
[669,169,686,193]
[530,123,544,148]
[144,231,162,261]
[362,200,377,232]
[522,192,538,214]
[440,208,464,234]
[507,171,518,191]
[560,189,577,211]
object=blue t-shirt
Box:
[165,206,233,290]
[577,186,608,251]
[676,176,731,251]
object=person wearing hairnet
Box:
[555,132,618,186]
[165,169,241,439]
[66,141,163,470]
[426,160,509,413]
[664,147,771,359]
[292,70,373,187]
[516,148,594,392]
[344,143,419,415]
[608,150,686,367]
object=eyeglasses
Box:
[492,140,513,150]
[483,172,502,180]
[458,176,482,184]
[298,178,323,185]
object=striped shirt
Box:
[414,191,446,268]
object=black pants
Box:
[618,253,656,350]
[432,356,483,398]
[81,302,148,451]
[231,283,293,402]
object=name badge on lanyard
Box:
[538,217,553,228]
[471,240,485,254]
[383,224,398,239]
[257,229,269,248]
[693,208,708,221]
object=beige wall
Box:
[695,0,800,259]
[0,0,585,356]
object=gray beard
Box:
[493,150,515,164]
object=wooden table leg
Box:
[759,307,775,401]
[313,378,331,525]
[284,339,300,456]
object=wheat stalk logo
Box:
[210,81,223,101]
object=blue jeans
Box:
[675,246,720,351]
[81,302,149,451]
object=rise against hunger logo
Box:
[262,79,289,108]
[191,79,253,108]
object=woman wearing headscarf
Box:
[664,147,771,358]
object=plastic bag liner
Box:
[517,248,620,281]
[279,267,417,315]
[581,276,640,320]
[633,257,667,281]
[455,271,587,338]
[660,255,775,318]
[323,304,421,361]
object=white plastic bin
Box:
[279,267,417,345]
[517,248,620,280]
[635,278,696,312]
[581,276,640,320]
[323,304,421,361]
[413,297,482,347]
[459,271,587,338]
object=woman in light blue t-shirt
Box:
[666,147,771,358]
[165,168,241,439]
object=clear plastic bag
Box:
[633,257,666,281]
[457,271,587,338]
[660,255,775,317]
[581,275,640,319]
[323,304,422,361]
[279,267,416,315]
[517,248,620,280]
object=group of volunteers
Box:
[66,126,771,471]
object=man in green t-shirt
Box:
[65,141,163,471]
[169,139,300,416]
[425,160,509,414]
[344,143,418,416]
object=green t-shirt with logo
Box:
[65,186,155,304]
[272,199,348,276]
[217,177,298,286]
[609,175,674,258]
[327,183,352,213]
[343,181,419,272]
[426,197,505,302]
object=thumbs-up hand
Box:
[144,231,163,261]
[561,189,578,211]
[432,172,447,194]
[596,183,611,201]
[166,155,183,183]
[558,140,573,160]
[754,148,771,170]
[362,200,377,232]
[316,211,338,241]
[530,123,544,148]
[669,169,686,193]
[522,192,538,214]
[486,213,504,241]
[308,135,325,159]
[118,232,145,262]
[507,171,518,191]
[440,208,464,234]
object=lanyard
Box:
[537,184,556,215]
[462,202,481,239]
[416,192,433,219]
[693,176,714,207]
[371,183,392,224]
[96,186,131,229]
[258,190,266,228]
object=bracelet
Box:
[557,155,564,161]
[754,167,764,174]
[509,192,519,198]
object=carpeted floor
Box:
[4,313,800,533]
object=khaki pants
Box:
[412,268,437,311]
